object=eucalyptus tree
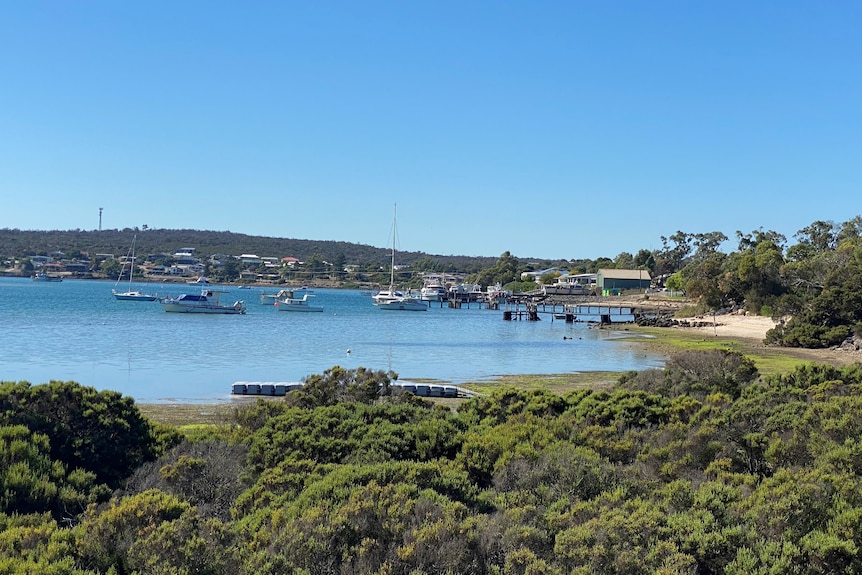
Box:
[588,257,614,273]
[472,251,522,288]
[672,232,728,309]
[220,257,241,281]
[768,234,862,347]
[633,248,656,274]
[612,251,634,269]
[722,231,787,314]
[99,257,122,279]
[837,215,862,243]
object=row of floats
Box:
[230,381,472,398]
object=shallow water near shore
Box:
[0,277,665,402]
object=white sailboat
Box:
[373,204,427,311]
[112,235,157,301]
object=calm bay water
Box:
[0,277,665,403]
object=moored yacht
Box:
[32,271,63,282]
[420,283,447,302]
[373,204,427,312]
[114,290,158,301]
[160,289,246,314]
[372,288,404,305]
[187,276,211,285]
[275,292,324,312]
[261,287,309,305]
[376,295,427,311]
[113,235,157,301]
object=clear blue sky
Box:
[1,2,859,260]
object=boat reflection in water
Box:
[160,289,246,314]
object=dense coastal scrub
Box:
[4,358,862,573]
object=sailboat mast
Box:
[389,204,396,290]
[128,234,137,291]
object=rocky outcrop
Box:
[635,315,715,329]
[836,335,862,352]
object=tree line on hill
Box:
[4,356,862,573]
[0,228,505,273]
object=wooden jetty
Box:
[502,293,674,324]
[421,292,493,310]
[415,288,679,325]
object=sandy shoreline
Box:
[666,311,862,366]
[678,313,780,339]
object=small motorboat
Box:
[160,289,246,314]
[187,276,211,285]
[261,287,308,305]
[375,295,427,311]
[275,292,324,313]
[32,272,63,282]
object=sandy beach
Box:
[668,310,862,366]
[681,313,780,339]
[613,293,861,366]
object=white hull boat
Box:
[261,288,308,305]
[161,289,246,314]
[187,276,211,285]
[420,284,447,302]
[32,272,63,282]
[376,297,427,311]
[372,289,404,304]
[275,293,324,312]
[113,290,158,301]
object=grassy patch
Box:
[137,402,239,428]
[462,372,620,396]
[618,326,826,376]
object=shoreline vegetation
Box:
[138,296,862,427]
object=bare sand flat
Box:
[681,313,779,339]
[670,311,862,366]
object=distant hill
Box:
[0,228,534,272]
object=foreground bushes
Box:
[5,358,862,573]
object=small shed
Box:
[596,269,651,293]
